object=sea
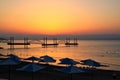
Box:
[0,40,120,71]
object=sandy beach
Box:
[0,60,120,80]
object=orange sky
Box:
[0,0,120,35]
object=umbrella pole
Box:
[9,65,11,80]
[71,74,72,80]
[32,72,34,80]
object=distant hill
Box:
[0,34,120,40]
[0,37,7,40]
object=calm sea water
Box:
[0,40,120,71]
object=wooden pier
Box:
[42,37,58,47]
[42,43,59,46]
[65,37,78,46]
[7,36,79,49]
[7,43,30,45]
[8,37,30,49]
[65,43,78,45]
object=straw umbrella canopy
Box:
[24,56,40,63]
[57,65,85,80]
[7,54,21,64]
[0,58,20,80]
[7,54,20,60]
[18,63,46,80]
[7,54,18,57]
[59,58,79,66]
[0,58,20,65]
[39,55,56,64]
[80,59,101,67]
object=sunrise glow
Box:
[0,0,120,35]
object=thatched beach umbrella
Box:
[81,59,102,80]
[39,55,56,64]
[7,54,21,64]
[57,65,85,80]
[80,59,101,67]
[59,58,79,66]
[18,63,46,80]
[24,56,40,63]
[7,54,18,57]
[0,58,20,80]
